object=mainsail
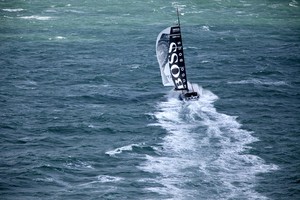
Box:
[168,26,188,90]
[156,26,188,90]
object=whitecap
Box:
[66,9,85,14]
[171,2,186,14]
[79,175,123,188]
[289,0,299,7]
[19,15,53,20]
[34,177,54,183]
[105,143,144,156]
[88,124,95,128]
[97,175,123,183]
[127,64,140,72]
[55,36,66,40]
[65,160,94,170]
[228,79,288,86]
[201,25,210,31]
[2,8,24,12]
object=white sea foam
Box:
[289,0,299,7]
[35,176,70,187]
[19,15,53,20]
[49,36,67,41]
[79,175,123,187]
[65,160,94,170]
[3,8,24,12]
[201,25,210,31]
[97,175,123,183]
[105,143,144,156]
[66,9,85,14]
[55,36,66,40]
[140,85,278,199]
[228,79,288,86]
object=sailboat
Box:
[156,10,200,101]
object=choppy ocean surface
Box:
[1,0,299,199]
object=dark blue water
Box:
[1,0,299,199]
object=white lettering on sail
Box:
[168,34,186,90]
[170,64,180,78]
[168,30,186,90]
[169,42,177,53]
[175,79,184,89]
[169,53,178,64]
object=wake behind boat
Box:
[156,9,200,101]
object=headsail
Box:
[156,27,174,86]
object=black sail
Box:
[168,26,188,91]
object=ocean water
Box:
[1,0,299,199]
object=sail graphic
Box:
[168,26,188,90]
[156,27,174,86]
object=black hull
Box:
[179,91,200,101]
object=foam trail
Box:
[140,85,277,199]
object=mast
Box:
[176,8,180,27]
